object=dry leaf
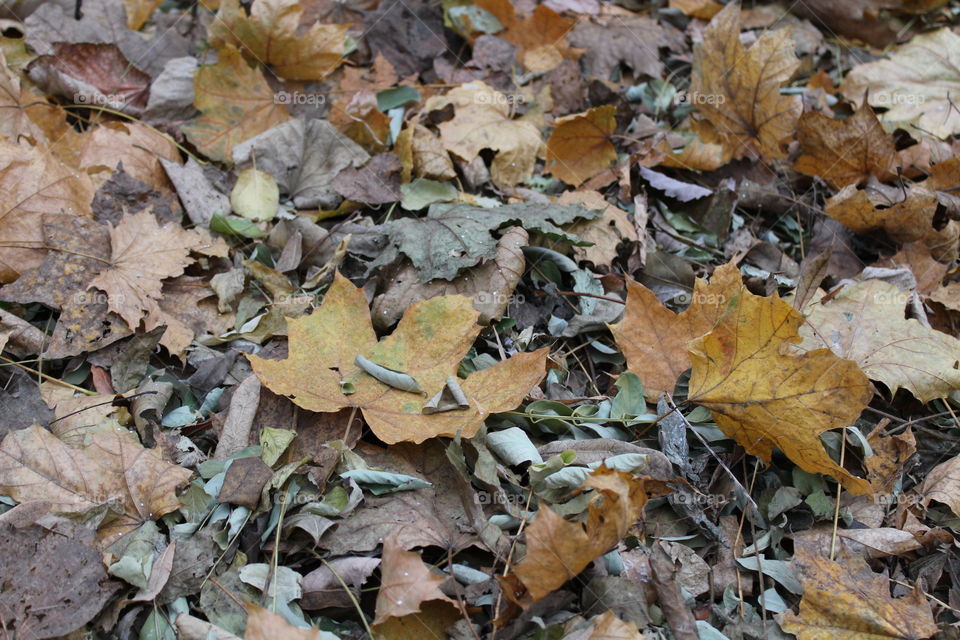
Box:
[122,0,164,29]
[246,604,329,639]
[372,534,455,625]
[210,0,348,81]
[800,280,960,403]
[587,610,645,639]
[546,106,618,186]
[922,454,960,517]
[778,544,937,639]
[669,0,722,19]
[841,28,960,139]
[503,466,658,605]
[559,190,638,267]
[610,262,741,399]
[688,3,801,161]
[794,103,897,188]
[77,121,180,191]
[0,139,94,283]
[687,284,873,494]
[0,425,192,546]
[424,81,544,189]
[474,0,577,72]
[250,273,548,444]
[182,46,292,163]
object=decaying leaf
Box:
[686,3,801,161]
[503,466,660,605]
[687,283,873,494]
[372,534,455,625]
[921,454,960,517]
[546,106,618,186]
[610,262,741,399]
[778,544,938,639]
[0,425,192,546]
[210,0,348,81]
[800,280,960,403]
[560,190,638,267]
[474,0,577,72]
[250,273,548,444]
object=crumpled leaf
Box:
[250,273,548,444]
[841,28,960,139]
[559,190,638,267]
[373,534,455,625]
[183,46,292,163]
[546,105,618,186]
[799,280,960,403]
[210,0,348,81]
[778,544,938,639]
[502,466,660,606]
[610,262,741,399]
[921,454,960,517]
[687,283,873,494]
[0,424,192,546]
[687,3,801,161]
[794,103,897,188]
[0,139,95,283]
[424,81,544,189]
[567,14,684,80]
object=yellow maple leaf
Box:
[688,285,873,494]
[687,2,801,161]
[210,0,348,81]
[545,105,618,186]
[249,273,548,444]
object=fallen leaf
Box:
[799,280,960,402]
[245,604,333,639]
[122,0,164,29]
[669,0,723,19]
[610,262,742,399]
[231,168,280,221]
[921,454,960,517]
[210,0,348,80]
[841,28,960,139]
[794,103,897,188]
[474,0,577,72]
[568,15,684,81]
[0,139,95,283]
[687,3,801,161]
[778,544,938,639]
[546,105,618,186]
[250,273,548,444]
[302,557,381,609]
[77,121,180,191]
[0,424,192,546]
[424,81,544,189]
[372,534,455,625]
[183,46,292,163]
[559,190,638,267]
[503,466,658,605]
[687,283,873,494]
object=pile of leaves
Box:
[2,0,960,637]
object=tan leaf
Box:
[245,604,328,640]
[373,535,455,625]
[0,425,191,546]
[0,139,94,283]
[921,455,960,517]
[794,103,897,188]
[77,121,180,191]
[610,262,741,399]
[250,273,548,444]
[424,81,544,189]
[841,28,960,139]
[474,0,578,72]
[777,544,937,639]
[0,48,63,145]
[688,285,873,494]
[688,3,801,161]
[669,0,722,19]
[88,211,197,330]
[546,106,618,186]
[504,467,658,605]
[588,610,645,639]
[560,190,638,267]
[121,0,164,29]
[800,280,960,403]
[182,46,292,163]
[210,0,348,81]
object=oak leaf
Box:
[688,285,873,494]
[687,2,801,161]
[503,466,659,605]
[778,544,937,639]
[210,0,348,81]
[841,28,960,139]
[0,139,94,283]
[249,273,548,444]
[0,425,192,546]
[424,81,543,189]
[546,106,618,186]
[794,103,897,188]
[182,46,291,163]
[799,280,960,403]
[610,262,741,399]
